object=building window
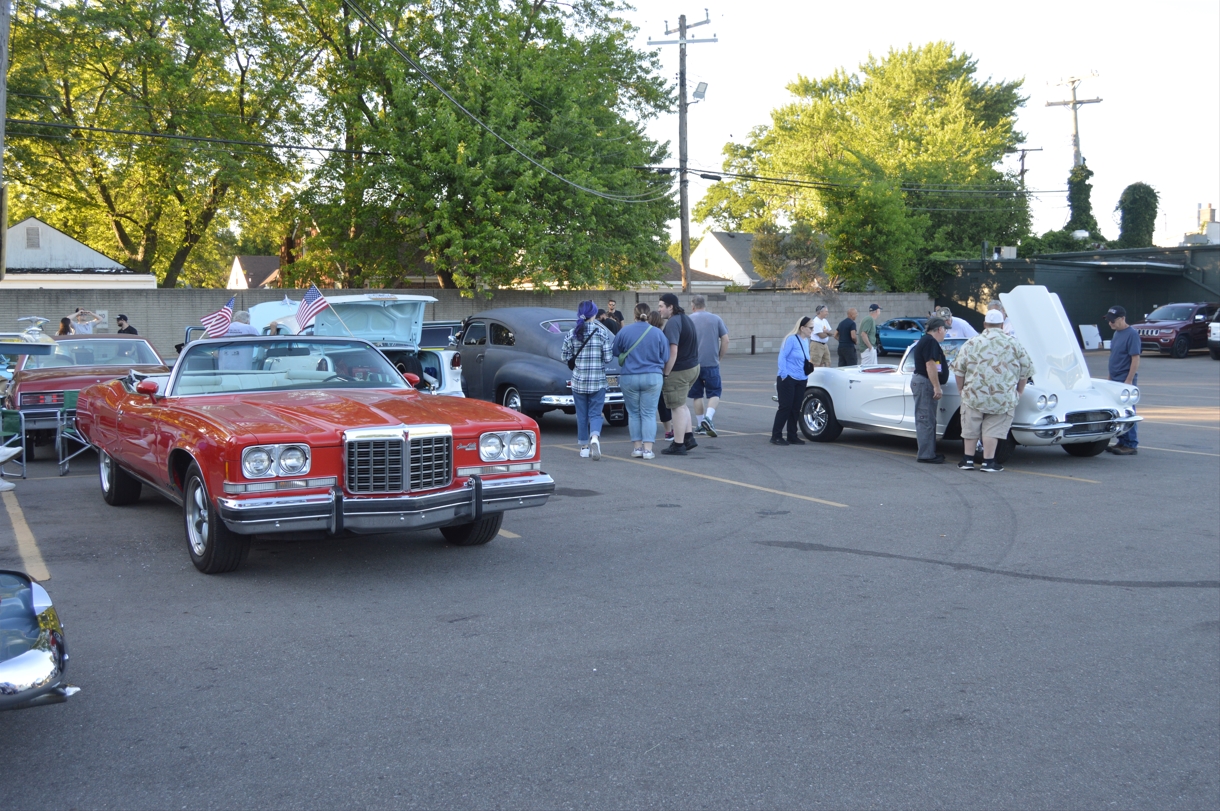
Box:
[26,227,40,249]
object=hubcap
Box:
[802,398,827,435]
[504,389,522,411]
[99,452,111,493]
[186,479,209,557]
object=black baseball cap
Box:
[117,314,128,321]
[869,303,881,312]
[926,317,947,331]
[1105,305,1126,321]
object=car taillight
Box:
[20,391,65,407]
[450,353,461,369]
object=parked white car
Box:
[798,285,1141,461]
[251,294,463,397]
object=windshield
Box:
[171,340,410,396]
[24,339,161,369]
[901,338,966,373]
[1145,305,1193,322]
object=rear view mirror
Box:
[136,380,159,395]
[0,571,78,711]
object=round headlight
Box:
[1047,394,1058,408]
[1036,395,1047,410]
[479,433,505,460]
[279,446,307,474]
[1129,388,1139,404]
[508,432,534,459]
[243,447,273,477]
[1119,389,1130,403]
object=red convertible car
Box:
[4,334,168,458]
[76,336,555,574]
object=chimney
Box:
[1202,203,1216,228]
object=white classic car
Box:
[798,285,1141,462]
[249,294,464,397]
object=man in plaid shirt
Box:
[561,300,615,460]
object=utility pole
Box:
[1046,74,1101,167]
[649,10,716,293]
[1012,147,1042,188]
[0,0,11,282]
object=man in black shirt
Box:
[835,308,859,366]
[658,293,701,455]
[606,299,625,328]
[115,315,138,335]
[911,317,949,463]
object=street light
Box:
[692,82,708,101]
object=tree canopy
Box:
[8,0,676,289]
[694,42,1031,292]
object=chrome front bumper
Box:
[215,473,555,535]
[1012,414,1142,443]
[540,392,625,407]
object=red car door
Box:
[116,389,167,485]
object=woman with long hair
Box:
[647,310,673,440]
[771,316,814,446]
[56,317,74,336]
[611,303,669,459]
[560,300,614,460]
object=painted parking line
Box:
[553,444,848,508]
[1137,445,1220,457]
[1,491,51,581]
[498,529,521,539]
[1138,420,1220,431]
[830,443,1102,484]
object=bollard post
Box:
[751,335,755,355]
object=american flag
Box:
[201,297,236,338]
[295,284,330,330]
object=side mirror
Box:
[1195,314,1206,321]
[0,571,78,711]
[136,380,159,396]
[403,372,421,387]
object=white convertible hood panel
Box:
[1000,285,1092,391]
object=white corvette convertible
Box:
[798,285,1141,462]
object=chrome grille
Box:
[1065,410,1118,436]
[410,436,452,490]
[346,439,404,493]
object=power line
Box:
[654,166,1067,196]
[338,0,667,204]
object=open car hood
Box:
[1000,285,1092,391]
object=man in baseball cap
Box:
[1105,305,1140,455]
[858,304,882,365]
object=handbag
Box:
[567,326,596,371]
[800,337,814,375]
[618,325,653,366]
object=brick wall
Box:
[0,287,933,359]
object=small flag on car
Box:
[296,284,330,330]
[201,297,236,338]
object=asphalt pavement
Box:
[2,349,1217,809]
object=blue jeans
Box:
[620,372,664,443]
[574,388,606,445]
[1112,372,1138,447]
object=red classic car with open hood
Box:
[75,335,555,574]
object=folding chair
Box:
[1,408,27,480]
[56,391,90,476]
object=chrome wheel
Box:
[186,478,209,557]
[502,387,523,412]
[803,397,828,435]
[99,452,111,494]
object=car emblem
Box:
[457,441,477,451]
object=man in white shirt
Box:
[809,304,833,368]
[936,306,979,340]
[219,310,261,369]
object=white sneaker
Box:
[631,447,644,458]
[590,436,601,461]
[0,447,21,465]
[0,478,15,492]
[579,446,590,458]
[642,450,655,460]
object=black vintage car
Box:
[458,307,626,425]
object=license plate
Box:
[607,375,619,388]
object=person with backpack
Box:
[611,303,670,459]
[561,300,615,460]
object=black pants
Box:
[772,375,807,440]
[657,390,671,423]
[838,345,858,367]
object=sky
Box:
[620,0,1220,248]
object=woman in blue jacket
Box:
[772,316,814,446]
[611,303,670,459]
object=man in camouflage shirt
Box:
[949,309,1034,473]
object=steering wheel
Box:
[322,374,349,383]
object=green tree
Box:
[283,0,675,290]
[1115,182,1159,248]
[666,235,700,264]
[694,42,1029,292]
[7,0,310,287]
[1064,162,1101,238]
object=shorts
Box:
[809,341,832,368]
[960,404,1014,439]
[663,364,700,409]
[687,365,723,399]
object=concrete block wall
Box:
[0,287,933,360]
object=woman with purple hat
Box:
[561,300,615,460]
